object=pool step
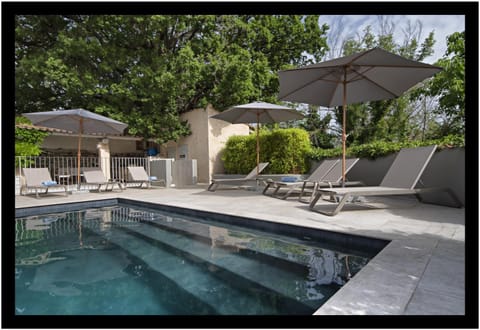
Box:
[114,220,337,309]
[120,206,356,278]
[135,212,354,288]
[85,225,311,314]
[121,206,364,280]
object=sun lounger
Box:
[82,168,124,192]
[21,168,68,198]
[208,162,269,192]
[127,166,162,188]
[263,158,362,201]
[262,158,339,199]
[297,158,363,203]
[309,145,462,216]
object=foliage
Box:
[15,15,328,144]
[334,20,438,147]
[15,116,49,156]
[422,31,465,136]
[222,128,312,174]
[299,105,336,148]
[308,134,465,160]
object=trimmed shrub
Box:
[222,128,312,174]
[308,134,465,160]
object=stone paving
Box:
[14,183,466,315]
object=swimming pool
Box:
[15,199,388,315]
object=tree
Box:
[422,31,465,136]
[15,15,328,144]
[299,105,336,148]
[332,16,437,146]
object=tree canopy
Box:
[15,15,328,143]
[317,18,465,147]
[334,21,438,146]
[423,31,465,136]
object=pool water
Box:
[15,203,380,315]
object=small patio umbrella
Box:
[278,47,442,186]
[210,101,304,175]
[23,108,128,188]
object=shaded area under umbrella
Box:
[210,101,304,175]
[23,108,128,188]
[278,47,442,186]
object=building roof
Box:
[15,123,142,140]
[16,123,73,133]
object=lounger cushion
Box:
[42,180,58,186]
[281,176,297,182]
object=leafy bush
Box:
[15,116,49,167]
[222,128,312,174]
[308,134,465,160]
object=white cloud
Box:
[318,15,465,63]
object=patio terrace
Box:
[14,183,468,318]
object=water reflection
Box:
[15,205,373,314]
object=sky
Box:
[317,15,465,64]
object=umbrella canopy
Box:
[23,108,128,188]
[278,47,442,185]
[210,101,304,174]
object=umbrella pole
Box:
[256,113,260,175]
[77,118,83,190]
[342,70,347,187]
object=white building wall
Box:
[42,134,142,156]
[42,135,99,153]
[162,106,250,184]
[207,106,249,180]
[109,139,143,155]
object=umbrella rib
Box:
[230,110,250,123]
[260,109,276,123]
[280,69,340,102]
[83,118,124,134]
[349,67,401,98]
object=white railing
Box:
[110,157,150,185]
[15,156,150,194]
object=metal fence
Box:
[15,156,150,193]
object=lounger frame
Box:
[308,145,462,216]
[208,162,269,192]
[21,168,68,198]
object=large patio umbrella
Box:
[210,101,304,175]
[23,108,128,188]
[278,47,442,186]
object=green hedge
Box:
[221,128,312,174]
[308,134,465,160]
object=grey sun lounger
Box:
[309,145,462,216]
[82,168,124,192]
[127,166,162,188]
[208,162,269,192]
[297,158,363,203]
[263,158,362,201]
[21,168,68,198]
[262,158,339,199]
